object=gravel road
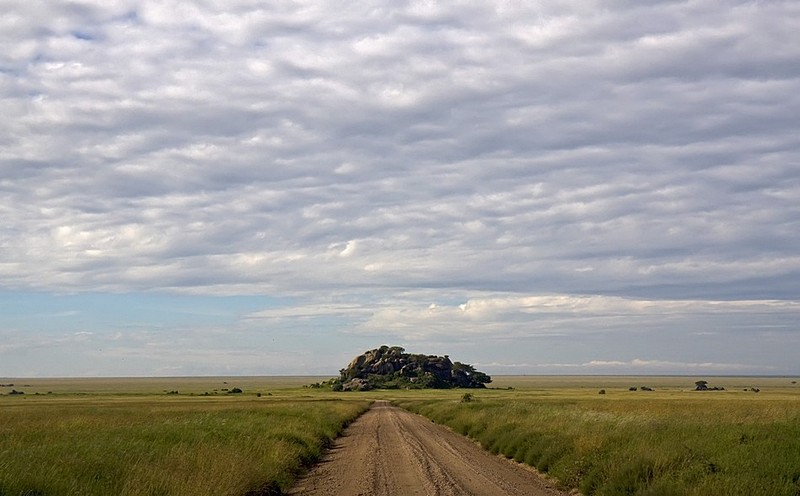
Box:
[287,400,568,496]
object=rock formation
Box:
[331,346,491,391]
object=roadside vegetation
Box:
[394,378,800,496]
[0,386,368,496]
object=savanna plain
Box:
[1,375,798,495]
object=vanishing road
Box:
[288,400,568,496]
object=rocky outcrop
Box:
[331,346,491,390]
[342,378,371,391]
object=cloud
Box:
[1,1,799,375]
[359,294,800,334]
[480,358,776,375]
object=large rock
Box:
[333,345,491,390]
[342,378,371,391]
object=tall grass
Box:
[4,376,798,495]
[0,395,369,496]
[396,387,800,495]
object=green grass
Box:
[0,388,368,496]
[3,376,799,495]
[393,377,800,496]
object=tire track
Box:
[288,400,567,496]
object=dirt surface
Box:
[287,401,569,496]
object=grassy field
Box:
[0,376,331,396]
[392,376,800,496]
[0,378,365,496]
[2,376,798,495]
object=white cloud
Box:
[338,240,358,258]
[1,1,799,375]
[481,359,776,375]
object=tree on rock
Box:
[694,380,724,391]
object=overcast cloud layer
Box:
[2,1,799,377]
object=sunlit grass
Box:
[0,389,368,496]
[393,377,800,495]
[3,376,799,495]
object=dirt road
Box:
[287,401,568,496]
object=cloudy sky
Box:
[2,1,799,377]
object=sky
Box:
[1,1,799,377]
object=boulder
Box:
[332,346,491,390]
[342,378,371,391]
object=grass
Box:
[393,376,800,496]
[3,376,799,495]
[0,381,368,496]
[0,376,331,396]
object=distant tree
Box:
[695,380,709,391]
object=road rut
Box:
[287,400,568,496]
